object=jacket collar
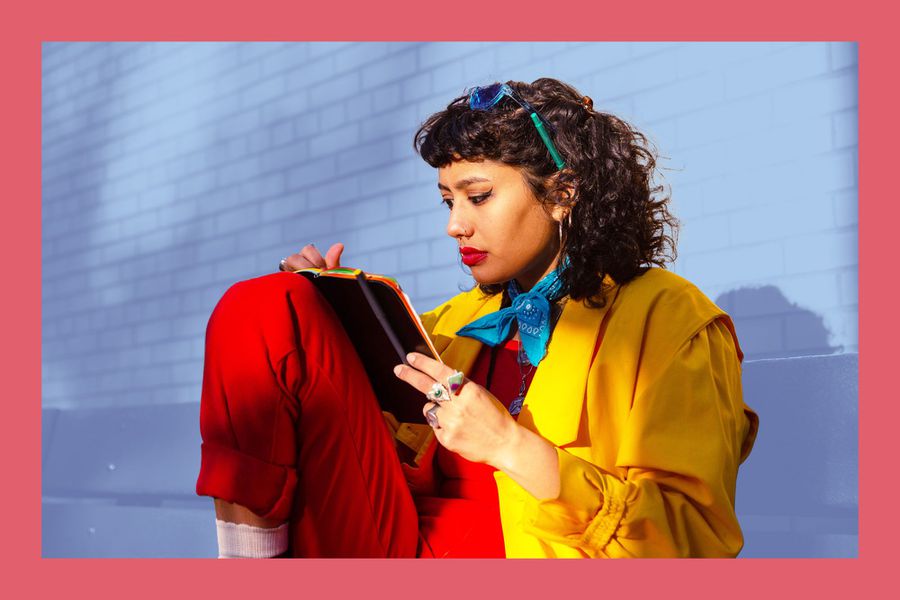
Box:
[438,292,501,376]
[440,290,613,446]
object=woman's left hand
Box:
[393,352,519,467]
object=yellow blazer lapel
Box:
[437,293,502,375]
[433,289,611,447]
[516,297,611,446]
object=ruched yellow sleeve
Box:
[518,318,758,557]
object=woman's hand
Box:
[278,242,345,272]
[392,352,520,468]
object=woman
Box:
[197,77,759,558]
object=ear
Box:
[550,203,569,223]
[549,181,576,223]
[546,171,577,210]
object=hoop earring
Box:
[558,212,572,249]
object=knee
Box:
[204,273,318,397]
[212,272,318,321]
[228,271,316,303]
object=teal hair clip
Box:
[468,83,566,170]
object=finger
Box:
[299,244,326,268]
[406,352,457,385]
[325,243,344,269]
[422,401,437,419]
[393,363,439,396]
[282,253,309,271]
[423,402,440,428]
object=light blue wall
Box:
[41,42,858,557]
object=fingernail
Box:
[406,353,416,364]
[393,365,403,376]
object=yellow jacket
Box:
[418,267,759,558]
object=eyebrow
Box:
[437,176,492,192]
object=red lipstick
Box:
[460,246,488,266]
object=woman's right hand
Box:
[279,243,345,272]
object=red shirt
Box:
[415,337,537,558]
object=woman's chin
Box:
[469,268,508,286]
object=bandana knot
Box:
[455,255,570,366]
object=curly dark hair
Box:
[413,77,678,309]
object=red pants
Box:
[195,272,504,557]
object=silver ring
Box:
[425,404,440,429]
[426,381,451,404]
[279,257,289,272]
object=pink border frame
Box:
[5,0,883,595]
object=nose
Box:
[446,204,472,240]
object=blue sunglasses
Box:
[468,83,566,170]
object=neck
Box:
[515,252,561,293]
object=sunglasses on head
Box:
[467,83,566,170]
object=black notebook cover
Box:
[295,268,441,424]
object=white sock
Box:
[216,518,289,558]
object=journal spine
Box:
[355,272,408,364]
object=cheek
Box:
[517,213,550,243]
[489,224,523,255]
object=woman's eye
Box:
[440,192,490,210]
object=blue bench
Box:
[42,353,858,558]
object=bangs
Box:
[415,97,506,168]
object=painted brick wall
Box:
[41,41,857,410]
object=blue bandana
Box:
[455,255,570,366]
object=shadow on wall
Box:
[715,285,840,360]
[721,285,857,558]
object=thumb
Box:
[325,243,344,269]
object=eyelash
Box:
[440,192,491,210]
